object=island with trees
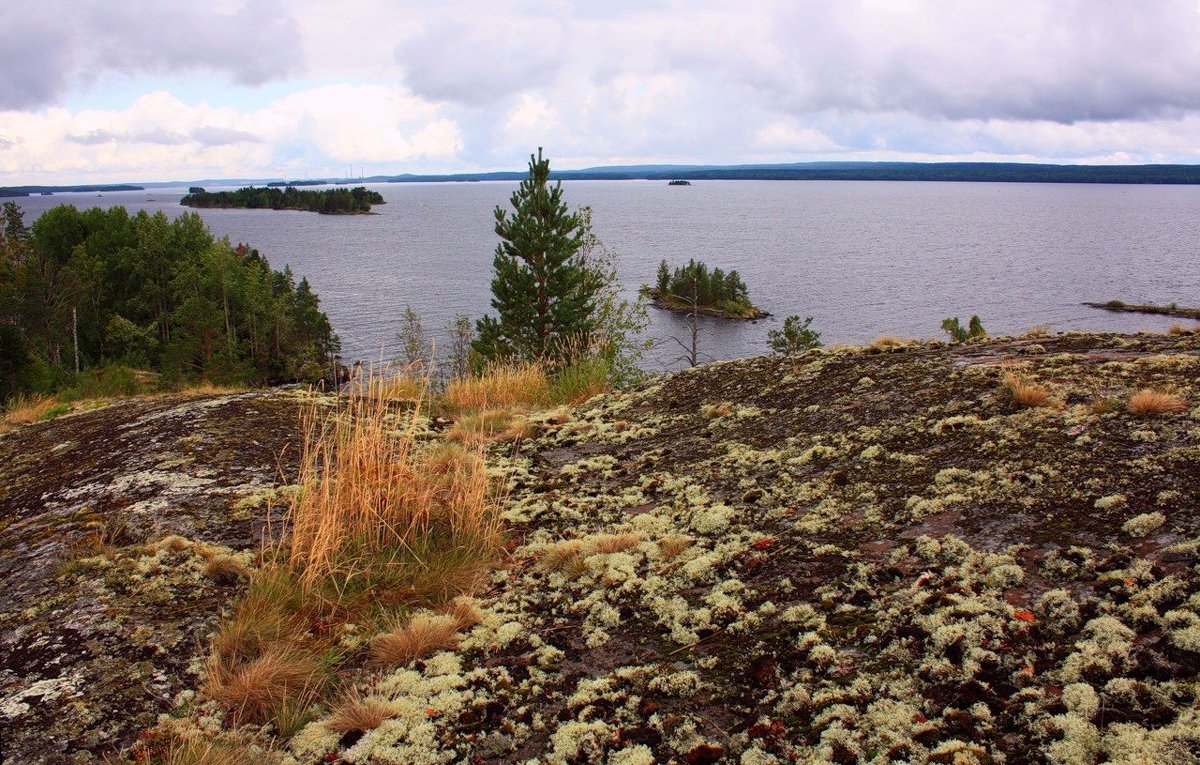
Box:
[180,185,384,214]
[647,258,767,319]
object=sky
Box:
[4,0,1200,184]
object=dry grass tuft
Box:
[1167,324,1187,335]
[286,373,502,587]
[702,403,732,419]
[1024,324,1053,338]
[205,644,326,724]
[590,533,642,554]
[326,689,397,734]
[540,540,584,571]
[3,393,65,427]
[446,409,530,444]
[1000,372,1053,408]
[867,335,912,350]
[161,736,270,765]
[659,534,694,560]
[446,596,483,632]
[1127,388,1187,416]
[443,362,549,412]
[204,555,249,585]
[371,612,461,665]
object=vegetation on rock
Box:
[0,202,339,401]
[180,185,384,214]
[649,257,765,319]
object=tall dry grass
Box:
[287,374,501,587]
[443,361,550,411]
[199,370,504,745]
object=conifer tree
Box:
[474,148,598,364]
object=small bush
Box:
[1127,389,1187,416]
[767,315,822,355]
[942,315,987,343]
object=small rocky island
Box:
[647,257,768,319]
[180,185,384,214]
[668,179,692,186]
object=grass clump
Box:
[1127,389,1187,416]
[1000,372,1053,408]
[326,689,397,734]
[941,315,986,343]
[444,362,549,411]
[196,370,504,747]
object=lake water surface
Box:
[16,180,1200,371]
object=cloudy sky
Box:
[3,0,1200,184]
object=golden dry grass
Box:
[161,737,269,765]
[3,393,65,427]
[325,690,397,734]
[590,533,642,554]
[540,540,584,571]
[1127,388,1187,416]
[1024,325,1053,338]
[866,335,912,350]
[286,375,502,586]
[204,555,249,585]
[1000,372,1053,408]
[371,612,461,665]
[1167,324,1187,335]
[446,409,532,445]
[446,596,483,632]
[659,535,694,560]
[443,362,549,412]
[205,644,326,724]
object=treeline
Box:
[180,185,385,214]
[653,258,756,316]
[0,202,340,399]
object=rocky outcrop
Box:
[0,390,307,765]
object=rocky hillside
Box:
[3,332,1200,764]
[0,389,309,764]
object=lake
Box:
[13,180,1200,371]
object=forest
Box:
[0,202,340,399]
[180,185,384,214]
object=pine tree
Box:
[474,148,598,364]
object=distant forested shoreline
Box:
[0,202,341,399]
[180,185,385,214]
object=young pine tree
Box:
[474,149,599,365]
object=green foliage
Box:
[397,306,428,369]
[941,315,987,343]
[0,203,340,399]
[576,206,650,386]
[180,185,384,214]
[767,315,822,355]
[474,149,600,366]
[655,258,754,316]
[445,314,476,383]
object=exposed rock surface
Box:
[6,333,1200,764]
[283,332,1200,764]
[0,390,306,765]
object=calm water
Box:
[14,180,1200,371]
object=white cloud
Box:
[6,1,1200,182]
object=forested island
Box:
[647,257,767,319]
[0,201,340,400]
[180,185,384,214]
[0,184,143,198]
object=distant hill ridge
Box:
[7,161,1200,196]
